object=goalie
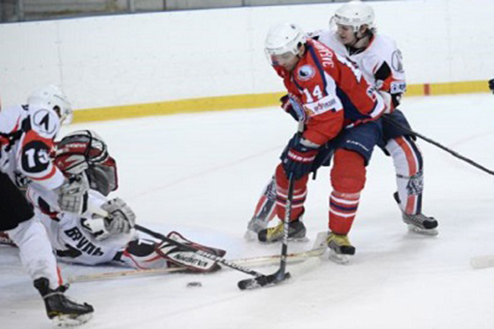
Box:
[20,130,225,273]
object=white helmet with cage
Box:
[331,1,375,32]
[265,22,306,58]
[27,84,73,125]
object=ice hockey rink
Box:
[1,92,494,328]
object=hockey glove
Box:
[489,79,494,94]
[101,197,136,235]
[280,94,306,122]
[56,175,89,214]
[379,91,393,114]
[280,134,319,180]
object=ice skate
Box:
[402,212,438,236]
[394,192,438,235]
[257,219,307,243]
[326,232,355,264]
[34,278,94,328]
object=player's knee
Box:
[275,164,308,190]
[7,217,42,245]
[386,136,423,176]
[331,149,366,193]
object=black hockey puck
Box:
[186,282,202,288]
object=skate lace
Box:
[327,234,351,247]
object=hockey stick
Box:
[90,204,294,288]
[237,173,295,290]
[67,266,185,283]
[67,232,328,283]
[135,224,285,289]
[382,115,494,176]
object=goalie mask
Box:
[54,130,118,196]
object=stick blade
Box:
[238,271,291,290]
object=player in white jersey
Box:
[23,130,225,273]
[246,0,438,240]
[0,85,93,327]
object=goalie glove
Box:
[56,175,89,214]
[101,197,136,235]
[156,231,226,273]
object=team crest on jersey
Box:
[32,109,59,136]
[391,50,404,73]
[297,65,315,81]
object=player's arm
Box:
[334,53,386,119]
[373,61,404,110]
[19,130,65,190]
[20,131,90,214]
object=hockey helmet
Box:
[330,1,375,32]
[28,85,73,124]
[265,23,306,66]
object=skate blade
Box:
[407,225,438,236]
[259,236,309,244]
[328,250,351,265]
[52,313,93,328]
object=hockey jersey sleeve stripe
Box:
[306,44,329,97]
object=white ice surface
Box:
[2,93,494,328]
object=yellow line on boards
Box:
[73,80,489,123]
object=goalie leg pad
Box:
[118,238,167,269]
[155,232,226,273]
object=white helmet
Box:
[28,84,73,124]
[265,22,306,57]
[331,1,375,32]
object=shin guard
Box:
[329,150,366,235]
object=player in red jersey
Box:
[258,22,386,262]
[248,1,438,241]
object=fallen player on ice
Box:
[3,130,225,273]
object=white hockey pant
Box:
[7,218,61,289]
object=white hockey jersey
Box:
[26,185,136,265]
[313,31,407,97]
[0,104,65,190]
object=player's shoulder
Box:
[0,104,28,133]
[371,34,399,51]
[27,104,61,139]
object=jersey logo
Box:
[297,65,315,81]
[391,50,405,73]
[33,109,58,135]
